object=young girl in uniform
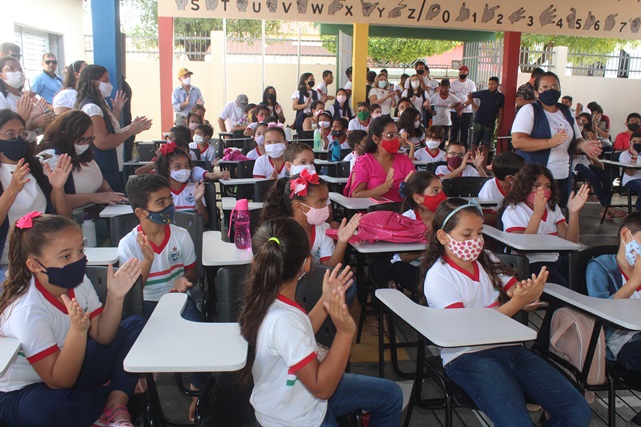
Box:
[422,198,591,427]
[154,144,209,224]
[253,124,289,179]
[246,122,267,160]
[0,213,143,427]
[238,217,402,426]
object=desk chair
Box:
[236,160,256,179]
[214,265,250,322]
[442,176,490,197]
[136,142,156,162]
[109,213,140,247]
[424,161,446,173]
[601,152,636,224]
[86,266,144,318]
[253,179,276,203]
[203,182,221,231]
[339,161,351,178]
[297,130,315,141]
[193,160,212,171]
[173,212,206,316]
[242,139,254,155]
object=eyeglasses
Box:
[446,152,466,157]
[76,136,95,145]
[538,84,560,93]
[44,60,58,65]
[2,131,30,141]
[383,132,398,139]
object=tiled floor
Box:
[144,195,639,426]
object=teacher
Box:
[511,71,601,206]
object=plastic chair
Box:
[86,266,144,318]
[338,161,351,178]
[298,130,315,141]
[568,245,618,294]
[136,142,156,161]
[442,177,490,197]
[173,211,205,282]
[242,139,254,155]
[214,265,250,323]
[109,213,140,247]
[193,160,212,171]
[195,373,259,427]
[236,160,256,179]
[203,182,221,231]
[295,264,337,348]
[253,179,276,202]
[424,161,446,173]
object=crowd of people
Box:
[2,37,641,427]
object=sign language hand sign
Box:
[425,4,441,20]
[566,8,576,29]
[267,0,277,11]
[539,4,557,26]
[481,3,500,23]
[360,0,379,17]
[509,7,526,24]
[175,0,188,10]
[206,0,218,10]
[584,11,597,30]
[329,0,345,15]
[388,2,407,18]
[605,14,618,31]
[456,2,470,22]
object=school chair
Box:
[193,160,212,171]
[86,266,144,318]
[424,161,447,174]
[202,182,221,231]
[339,161,351,178]
[136,142,156,162]
[600,155,636,224]
[340,148,351,160]
[296,130,315,148]
[442,176,490,198]
[173,211,206,315]
[568,245,618,294]
[242,139,253,155]
[195,373,259,427]
[214,264,250,323]
[252,179,277,203]
[236,160,256,179]
[109,213,140,247]
[494,253,530,326]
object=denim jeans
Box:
[617,332,641,371]
[625,179,641,210]
[575,164,611,207]
[445,346,591,427]
[320,373,403,427]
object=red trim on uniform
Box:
[277,294,307,313]
[495,178,507,197]
[35,278,73,314]
[445,302,465,309]
[503,277,517,291]
[541,209,548,222]
[505,227,526,233]
[319,256,331,263]
[89,307,104,319]
[170,182,188,195]
[138,225,171,254]
[268,158,285,174]
[443,255,480,282]
[253,175,266,178]
[27,344,59,364]
[427,149,441,159]
[288,351,317,374]
[199,145,209,154]
[184,261,197,270]
[619,266,641,292]
[549,232,558,236]
[148,263,184,278]
[309,225,316,249]
[486,301,500,309]
[556,218,566,224]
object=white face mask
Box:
[99,81,113,98]
[414,121,421,129]
[182,77,191,86]
[3,71,25,89]
[188,122,199,130]
[265,142,286,158]
[336,95,347,104]
[290,164,316,176]
[170,169,191,183]
[426,139,441,150]
[378,80,388,89]
[255,135,265,146]
[75,144,90,155]
[371,112,382,119]
[318,121,330,128]
[411,80,420,89]
[193,134,204,145]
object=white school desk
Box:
[328,192,376,211]
[462,197,503,207]
[99,204,133,218]
[313,149,328,154]
[219,178,268,187]
[123,161,153,167]
[320,175,348,184]
[0,337,20,377]
[221,197,264,211]
[85,247,119,266]
[315,159,339,166]
[600,159,641,170]
[202,231,253,267]
[599,159,641,223]
[482,225,581,252]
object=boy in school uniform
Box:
[435,141,487,179]
[189,124,217,164]
[613,112,641,151]
[413,125,447,163]
[427,79,464,143]
[479,152,525,203]
[619,130,641,211]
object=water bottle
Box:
[131,141,140,163]
[81,213,97,247]
[329,139,341,162]
[313,127,323,150]
[284,126,292,142]
[229,199,251,249]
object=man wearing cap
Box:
[31,53,63,105]
[450,65,476,145]
[218,94,249,135]
[172,68,204,126]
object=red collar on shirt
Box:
[268,157,285,174]
[199,145,208,154]
[427,149,441,158]
[35,277,75,314]
[439,93,449,100]
[309,225,316,249]
[443,254,480,282]
[170,182,188,195]
[277,294,307,313]
[495,178,508,197]
[137,225,171,254]
[617,264,641,292]
[524,202,548,222]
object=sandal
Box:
[603,211,614,221]
[370,317,389,336]
[189,384,200,422]
[92,406,134,427]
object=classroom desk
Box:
[0,337,20,378]
[219,177,267,187]
[99,204,133,218]
[462,197,503,207]
[482,225,581,252]
[85,247,119,266]
[124,293,247,426]
[218,160,242,178]
[599,159,641,222]
[221,197,264,211]
[320,175,348,184]
[328,192,375,212]
[202,231,253,267]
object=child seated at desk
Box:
[343,130,367,173]
[117,174,207,421]
[0,213,144,427]
[435,141,487,179]
[479,152,525,210]
[620,130,641,212]
[422,198,591,427]
[246,121,268,160]
[347,102,371,133]
[412,125,446,163]
[239,218,402,427]
[253,124,288,179]
[587,212,641,426]
[189,124,217,164]
[154,145,208,224]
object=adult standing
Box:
[511,71,602,206]
[76,64,152,193]
[52,60,88,114]
[171,68,204,127]
[368,74,396,116]
[515,67,545,113]
[261,86,286,123]
[466,76,504,168]
[404,61,439,98]
[31,53,63,105]
[292,73,318,135]
[449,65,476,146]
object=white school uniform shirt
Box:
[348,118,368,132]
[81,103,125,172]
[399,128,425,146]
[478,178,508,211]
[253,155,287,178]
[424,252,518,366]
[316,81,328,98]
[170,182,206,212]
[449,79,477,114]
[435,164,479,177]
[52,88,78,110]
[511,104,582,180]
[291,90,314,115]
[0,164,47,264]
[429,93,461,127]
[310,223,335,264]
[344,80,352,92]
[501,201,566,264]
[189,142,217,164]
[0,91,20,111]
[0,276,103,392]
[618,150,641,185]
[41,150,104,195]
[219,101,247,130]
[118,224,197,301]
[251,295,326,427]
[414,148,445,163]
[246,148,261,160]
[405,76,440,97]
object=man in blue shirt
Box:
[171,68,204,126]
[465,76,505,170]
[31,52,63,104]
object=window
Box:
[14,25,64,81]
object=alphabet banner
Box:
[160,0,641,40]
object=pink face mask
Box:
[301,204,329,226]
[447,235,484,262]
[526,189,552,205]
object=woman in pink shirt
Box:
[347,116,415,202]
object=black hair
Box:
[40,110,94,172]
[298,72,314,94]
[440,79,450,87]
[75,64,110,119]
[245,103,257,114]
[397,107,424,139]
[260,176,328,225]
[155,147,193,181]
[310,100,325,112]
[238,217,311,383]
[562,95,573,102]
[333,117,348,131]
[426,125,445,141]
[263,126,287,142]
[632,130,641,140]
[531,67,545,78]
[366,71,377,83]
[400,73,410,79]
[369,103,382,113]
[254,105,270,122]
[284,142,313,163]
[347,130,367,150]
[414,61,426,68]
[262,86,278,105]
[0,57,22,96]
[491,152,526,181]
[621,212,641,236]
[627,113,641,123]
[322,70,333,78]
[345,67,352,77]
[126,173,171,211]
[62,60,87,90]
[186,112,203,126]
[489,76,499,83]
[405,75,427,101]
[401,171,441,212]
[533,71,560,92]
[500,163,559,212]
[195,124,214,138]
[446,140,467,151]
[169,125,192,149]
[364,116,395,154]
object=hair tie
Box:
[16,211,42,229]
[268,237,280,245]
[441,199,483,229]
[159,141,177,156]
[289,168,320,199]
[267,122,284,129]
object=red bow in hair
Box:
[289,168,319,198]
[159,141,177,156]
[16,211,42,229]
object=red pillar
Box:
[159,17,174,136]
[499,31,521,152]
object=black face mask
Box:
[538,89,561,107]
[417,69,425,75]
[628,123,640,132]
[459,74,468,80]
[308,80,315,88]
[331,130,345,138]
[634,143,641,153]
[0,137,28,162]
[266,94,276,102]
[36,257,87,289]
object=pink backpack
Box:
[222,148,251,161]
[549,307,606,400]
[327,211,428,244]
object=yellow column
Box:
[351,23,369,107]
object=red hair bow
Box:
[289,168,319,198]
[159,141,177,156]
[16,211,42,229]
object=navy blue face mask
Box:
[36,256,87,289]
[146,204,175,225]
[538,89,561,107]
[0,136,28,161]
